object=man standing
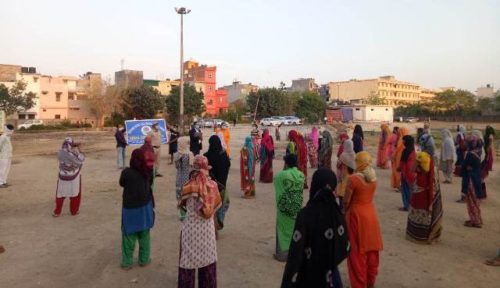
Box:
[189,122,203,155]
[148,123,162,177]
[115,123,127,169]
[0,124,14,188]
[167,125,179,164]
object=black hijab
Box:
[308,168,337,202]
[354,124,364,139]
[281,168,349,288]
[401,135,415,163]
[204,135,231,187]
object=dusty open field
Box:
[1,122,499,288]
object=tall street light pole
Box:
[175,7,191,134]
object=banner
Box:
[124,119,168,145]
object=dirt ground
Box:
[0,122,499,288]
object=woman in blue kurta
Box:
[119,148,155,269]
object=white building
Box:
[351,105,393,122]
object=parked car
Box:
[284,116,302,125]
[18,119,44,129]
[405,117,419,123]
[260,117,282,126]
[271,116,287,126]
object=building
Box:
[326,105,394,123]
[420,88,441,102]
[219,81,258,103]
[144,78,180,96]
[328,76,422,106]
[183,60,228,116]
[476,84,495,98]
[290,78,318,92]
[0,64,99,125]
[115,69,143,88]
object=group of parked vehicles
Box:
[197,118,229,128]
[259,116,302,126]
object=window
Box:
[385,108,389,111]
[219,97,222,103]
[55,114,61,119]
[371,109,374,111]
[356,108,360,111]
[56,92,62,102]
[68,92,75,100]
[43,109,47,112]
[208,73,213,79]
[28,114,35,119]
[42,91,48,95]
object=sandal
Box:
[52,212,61,217]
[464,221,482,228]
[485,258,500,266]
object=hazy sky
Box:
[1,0,499,91]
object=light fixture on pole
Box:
[175,7,191,134]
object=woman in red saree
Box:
[406,151,443,244]
[376,124,391,169]
[286,130,308,189]
[259,129,275,183]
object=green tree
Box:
[121,85,164,119]
[364,92,386,105]
[295,91,326,123]
[165,84,205,124]
[0,80,37,116]
[246,88,298,118]
[477,97,494,115]
[431,89,477,115]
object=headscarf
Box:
[419,133,436,157]
[284,154,298,168]
[140,135,155,172]
[180,155,221,219]
[311,127,319,150]
[261,129,274,152]
[457,124,466,136]
[484,125,495,151]
[174,136,194,166]
[216,131,227,151]
[416,151,431,173]
[244,136,254,174]
[467,131,484,157]
[401,135,415,163]
[61,137,74,151]
[339,139,356,170]
[4,124,14,136]
[353,125,364,140]
[441,129,455,161]
[355,151,377,182]
[288,130,307,168]
[130,148,150,179]
[393,127,409,167]
[337,132,349,157]
[309,168,337,202]
[58,137,84,181]
[319,130,334,158]
[204,135,231,187]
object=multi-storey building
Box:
[115,69,143,88]
[328,75,429,106]
[0,64,98,124]
[183,60,228,115]
[290,78,318,93]
[476,84,496,98]
[144,78,180,96]
[219,81,258,103]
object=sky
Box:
[1,0,499,91]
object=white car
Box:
[260,117,282,126]
[18,119,44,129]
[284,116,302,125]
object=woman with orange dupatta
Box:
[178,155,222,287]
[286,130,308,189]
[406,151,443,244]
[377,124,391,169]
[391,127,409,192]
[259,129,275,183]
[344,152,383,288]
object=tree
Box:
[364,92,386,105]
[0,80,36,116]
[431,89,477,115]
[295,91,326,123]
[84,77,123,128]
[122,85,164,120]
[165,84,205,124]
[477,97,494,115]
[246,88,298,118]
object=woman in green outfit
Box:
[273,154,305,262]
[119,148,155,270]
